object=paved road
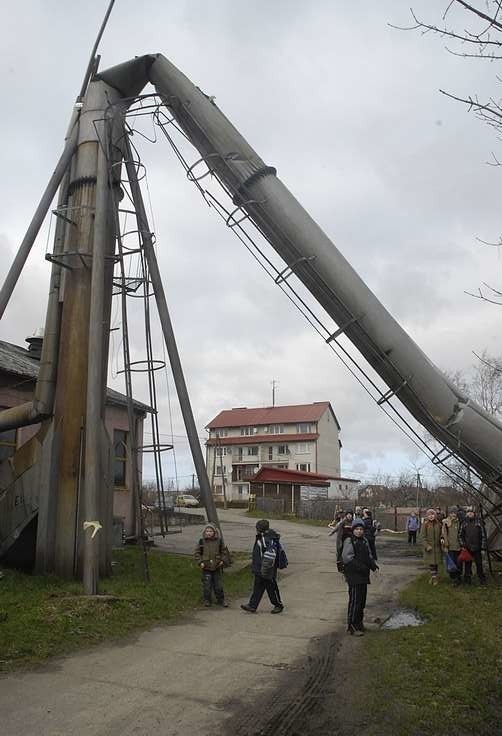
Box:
[1,510,421,736]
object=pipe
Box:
[82,110,111,595]
[147,53,502,484]
[0,168,72,434]
[0,124,78,321]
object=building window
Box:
[238,485,244,495]
[278,444,289,455]
[268,446,273,461]
[247,446,258,456]
[339,483,342,490]
[296,443,310,454]
[269,424,285,434]
[296,463,311,472]
[214,464,226,476]
[214,485,223,495]
[216,429,228,437]
[297,423,311,433]
[0,421,17,461]
[113,429,128,487]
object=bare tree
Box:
[394,2,502,302]
[446,349,502,417]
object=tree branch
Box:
[454,0,502,32]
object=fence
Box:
[375,508,423,532]
[296,498,341,521]
[256,497,286,515]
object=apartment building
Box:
[205,402,357,501]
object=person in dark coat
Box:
[341,518,378,636]
[241,519,284,613]
[362,508,378,560]
[459,509,486,584]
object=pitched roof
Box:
[0,339,151,414]
[207,402,340,430]
[251,466,359,485]
[206,432,318,447]
[251,466,332,486]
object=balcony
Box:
[232,464,259,482]
[231,453,259,464]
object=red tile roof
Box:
[206,432,318,447]
[206,402,339,430]
[251,466,332,486]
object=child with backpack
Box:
[341,518,378,636]
[241,519,288,614]
[194,523,230,607]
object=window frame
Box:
[113,429,128,488]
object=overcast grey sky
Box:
[1,1,501,487]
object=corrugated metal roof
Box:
[0,340,39,378]
[207,402,340,429]
[251,466,332,485]
[0,339,151,414]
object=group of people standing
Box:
[418,507,486,586]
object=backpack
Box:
[260,544,277,579]
[277,541,288,570]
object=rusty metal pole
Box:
[82,117,111,595]
[0,126,78,321]
[121,136,220,529]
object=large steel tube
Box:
[146,53,502,483]
[82,117,111,595]
[0,125,78,321]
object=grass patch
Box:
[359,569,502,735]
[0,548,251,673]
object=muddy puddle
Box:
[381,608,425,630]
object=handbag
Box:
[445,552,459,573]
[457,547,474,563]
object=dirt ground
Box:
[0,514,421,736]
[221,534,422,736]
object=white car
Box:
[175,494,200,508]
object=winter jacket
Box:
[421,520,443,565]
[406,515,420,532]
[442,517,461,552]
[362,515,375,540]
[459,519,483,552]
[342,536,377,585]
[251,529,281,576]
[194,524,228,571]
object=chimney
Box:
[26,327,44,361]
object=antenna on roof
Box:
[271,379,279,407]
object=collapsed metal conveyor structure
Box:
[1,51,502,590]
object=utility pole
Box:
[271,379,278,407]
[216,434,228,510]
[416,472,422,513]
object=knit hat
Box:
[256,519,270,533]
[352,518,365,530]
[449,506,458,514]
